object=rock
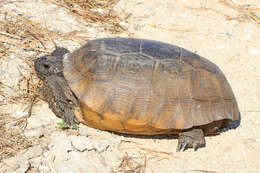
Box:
[12,2,86,33]
[0,95,4,102]
[55,151,112,173]
[249,49,259,55]
[55,163,81,173]
[21,145,43,159]
[14,111,28,118]
[93,140,110,153]
[0,57,30,98]
[0,103,29,119]
[28,102,60,128]
[5,122,22,134]
[24,102,60,138]
[24,128,45,138]
[49,133,72,163]
[39,134,114,173]
[78,123,101,137]
[70,136,95,152]
[28,156,44,173]
[1,155,30,173]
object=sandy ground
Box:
[0,0,260,173]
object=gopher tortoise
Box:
[34,38,239,151]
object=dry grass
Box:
[192,170,221,173]
[187,0,260,26]
[219,0,260,25]
[117,152,147,173]
[0,42,9,57]
[0,114,37,161]
[47,0,126,33]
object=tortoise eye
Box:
[43,64,50,69]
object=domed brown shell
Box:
[63,38,239,135]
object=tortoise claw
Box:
[63,109,79,127]
[176,142,188,152]
[176,129,205,152]
[176,141,182,152]
[176,137,189,152]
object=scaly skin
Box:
[34,48,81,126]
[177,128,205,151]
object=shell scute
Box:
[141,39,181,60]
[103,38,141,54]
[62,38,239,134]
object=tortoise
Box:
[34,38,239,151]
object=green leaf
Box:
[72,125,79,129]
[57,118,66,127]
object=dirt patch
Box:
[0,0,126,162]
[0,0,259,172]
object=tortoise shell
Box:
[63,38,239,135]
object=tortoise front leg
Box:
[41,75,81,126]
[176,128,205,152]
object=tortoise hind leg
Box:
[176,128,205,152]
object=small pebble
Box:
[243,33,251,40]
[97,8,105,14]
[87,27,95,31]
[2,155,30,173]
[119,21,128,27]
[21,145,43,159]
[0,95,4,102]
[231,21,238,25]
[14,111,28,118]
[180,14,187,18]
[209,45,225,50]
[70,136,95,152]
[90,8,105,14]
[10,54,16,59]
[249,49,259,55]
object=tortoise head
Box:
[34,47,70,80]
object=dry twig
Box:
[192,170,221,173]
[187,0,260,26]
[118,152,147,173]
[148,24,195,32]
[45,0,126,33]
[118,140,173,155]
[218,0,260,25]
